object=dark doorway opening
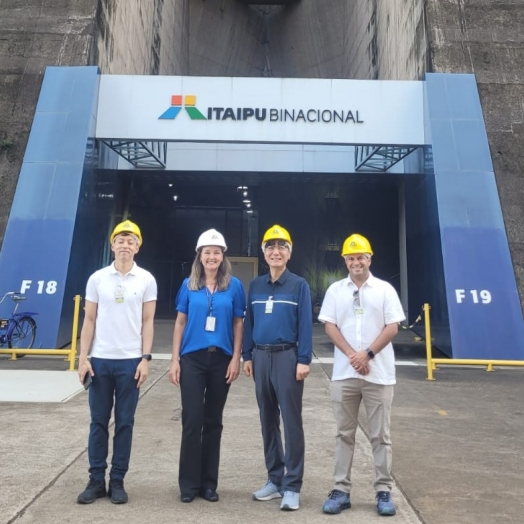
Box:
[114,171,401,318]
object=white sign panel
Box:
[95,76,425,145]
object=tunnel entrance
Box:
[113,170,402,318]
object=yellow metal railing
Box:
[423,303,524,380]
[0,295,81,371]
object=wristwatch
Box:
[141,354,152,361]
[366,349,375,360]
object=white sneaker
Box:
[280,491,299,511]
[253,480,282,501]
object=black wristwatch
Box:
[366,349,375,360]
[141,354,152,362]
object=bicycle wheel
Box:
[8,317,37,350]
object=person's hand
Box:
[168,359,181,386]
[349,351,370,375]
[296,363,310,381]
[243,360,253,378]
[78,358,94,385]
[135,359,149,388]
[226,357,241,384]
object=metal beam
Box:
[101,140,167,169]
[354,145,419,172]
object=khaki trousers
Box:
[330,378,394,492]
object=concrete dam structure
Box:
[1,0,523,357]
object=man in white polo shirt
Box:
[77,220,157,505]
[318,234,405,517]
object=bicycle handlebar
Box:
[0,292,26,304]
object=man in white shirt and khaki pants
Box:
[318,233,405,517]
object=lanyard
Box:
[205,284,217,316]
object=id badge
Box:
[205,316,216,331]
[115,284,125,304]
[265,298,274,314]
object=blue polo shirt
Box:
[176,276,246,356]
[242,269,312,365]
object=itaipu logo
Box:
[159,94,363,124]
[159,95,207,120]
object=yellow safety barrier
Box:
[0,295,82,371]
[424,303,524,380]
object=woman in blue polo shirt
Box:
[168,229,245,504]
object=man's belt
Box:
[254,343,296,352]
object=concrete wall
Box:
[95,0,189,75]
[187,1,264,76]
[2,0,524,308]
[346,0,428,80]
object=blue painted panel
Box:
[435,172,505,229]
[445,74,482,120]
[0,66,100,348]
[428,119,459,172]
[442,227,524,359]
[25,114,89,164]
[0,218,74,347]
[453,120,493,172]
[425,72,524,360]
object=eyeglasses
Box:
[265,240,289,251]
[353,289,361,308]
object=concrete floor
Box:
[1,322,523,523]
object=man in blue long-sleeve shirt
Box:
[243,224,312,512]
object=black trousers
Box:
[179,349,231,496]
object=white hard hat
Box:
[195,229,228,252]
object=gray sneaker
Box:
[253,480,282,501]
[280,491,300,511]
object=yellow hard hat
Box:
[262,224,292,246]
[110,220,142,247]
[341,234,373,257]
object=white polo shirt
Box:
[318,273,405,385]
[86,262,157,359]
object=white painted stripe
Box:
[251,300,298,306]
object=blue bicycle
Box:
[0,292,38,350]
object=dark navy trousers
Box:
[252,347,305,493]
[88,357,141,481]
[179,349,231,496]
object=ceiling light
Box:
[173,195,178,201]
[243,199,251,203]
[247,209,254,214]
[168,183,173,187]
[237,185,248,190]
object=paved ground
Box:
[1,321,523,523]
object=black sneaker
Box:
[77,479,106,504]
[108,479,128,504]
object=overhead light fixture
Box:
[237,185,248,190]
[243,199,251,203]
[247,209,254,214]
[168,183,173,187]
[243,191,248,197]
[246,203,251,208]
[173,195,178,201]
